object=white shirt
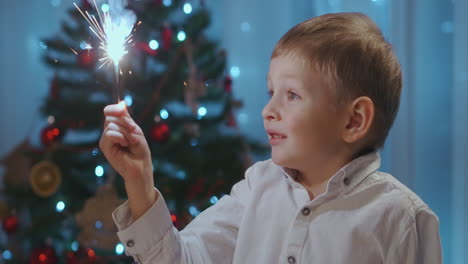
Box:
[113,152,442,264]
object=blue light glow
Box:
[149,40,159,50]
[115,243,125,255]
[183,3,192,14]
[230,66,240,78]
[71,241,79,251]
[95,220,103,229]
[2,250,12,260]
[56,201,65,212]
[160,109,169,119]
[189,205,200,216]
[210,196,219,204]
[95,165,104,177]
[162,0,172,7]
[197,106,207,117]
[177,31,186,42]
[101,4,110,13]
[176,170,187,180]
[124,94,133,106]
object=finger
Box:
[104,116,136,133]
[103,101,131,118]
[105,122,133,145]
[101,128,128,148]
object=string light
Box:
[210,196,219,204]
[197,106,207,119]
[183,3,192,14]
[2,250,13,260]
[177,31,186,41]
[149,39,159,50]
[71,241,79,251]
[160,109,169,119]
[115,243,125,255]
[56,201,66,212]
[230,66,240,78]
[176,170,187,180]
[95,220,103,229]
[95,165,104,177]
[189,205,200,216]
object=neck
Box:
[296,152,354,200]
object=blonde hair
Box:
[272,12,402,150]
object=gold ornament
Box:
[29,160,62,198]
[75,184,125,250]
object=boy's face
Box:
[263,55,348,170]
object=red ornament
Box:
[224,75,232,93]
[161,25,173,51]
[2,215,19,234]
[30,246,57,264]
[41,125,62,146]
[50,77,60,100]
[150,123,171,142]
[78,50,95,68]
[86,248,96,263]
[135,42,158,56]
[65,246,96,264]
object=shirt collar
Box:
[280,151,381,194]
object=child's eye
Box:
[288,91,299,100]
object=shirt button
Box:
[343,177,350,186]
[288,256,296,264]
[301,207,310,216]
[126,240,135,247]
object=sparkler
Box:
[74,0,137,102]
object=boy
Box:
[100,12,442,263]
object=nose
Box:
[262,99,280,121]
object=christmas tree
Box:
[0,0,266,262]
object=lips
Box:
[266,129,287,145]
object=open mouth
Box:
[268,133,286,140]
[266,130,287,145]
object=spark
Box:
[73,0,137,101]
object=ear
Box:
[342,96,374,144]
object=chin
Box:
[271,151,291,167]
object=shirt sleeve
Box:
[392,207,442,264]
[112,168,252,264]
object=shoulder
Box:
[361,171,438,228]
